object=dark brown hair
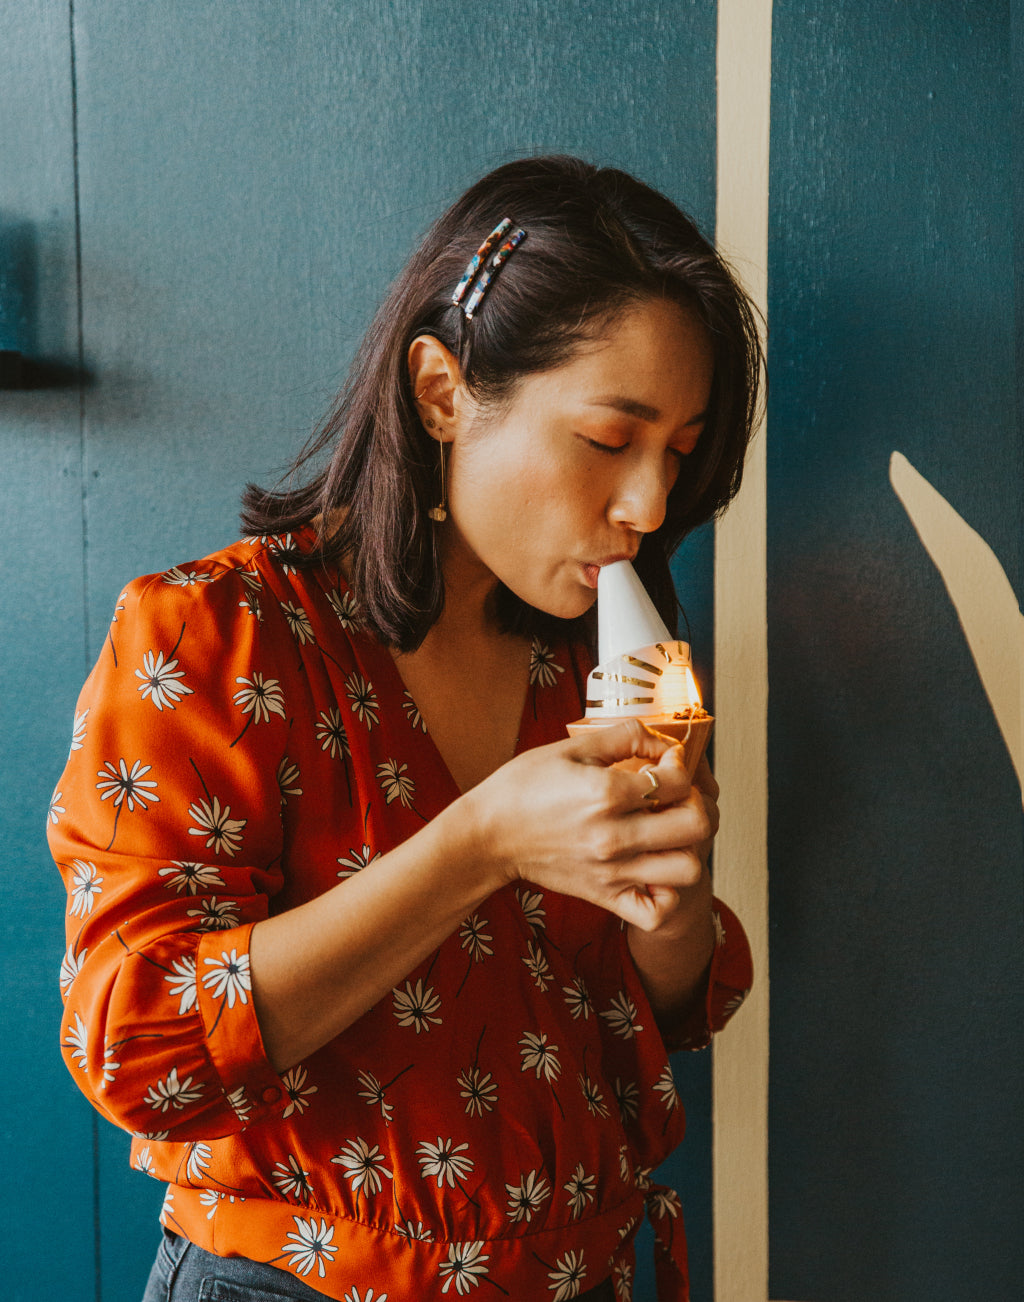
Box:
[241,154,764,651]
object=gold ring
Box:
[639,765,660,802]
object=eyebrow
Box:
[585,397,707,425]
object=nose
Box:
[608,457,671,534]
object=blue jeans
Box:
[142,1229,615,1301]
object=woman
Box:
[51,156,760,1302]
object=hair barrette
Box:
[451,217,527,319]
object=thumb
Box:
[567,718,681,769]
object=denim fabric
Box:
[142,1229,616,1302]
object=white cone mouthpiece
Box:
[597,560,672,663]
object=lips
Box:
[581,554,636,588]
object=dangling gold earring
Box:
[428,438,448,523]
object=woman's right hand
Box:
[461,718,714,932]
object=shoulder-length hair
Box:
[241,154,764,652]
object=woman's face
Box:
[444,297,714,619]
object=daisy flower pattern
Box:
[548,1249,587,1300]
[600,992,644,1040]
[201,949,251,1008]
[505,1168,551,1224]
[523,940,553,991]
[144,1066,203,1113]
[96,758,159,811]
[519,1031,561,1082]
[157,860,224,894]
[416,1137,474,1189]
[653,1064,680,1111]
[135,650,193,711]
[134,1145,155,1176]
[376,758,415,808]
[64,1011,89,1070]
[331,1137,393,1196]
[281,600,316,644]
[562,976,593,1020]
[529,638,564,687]
[232,672,286,724]
[327,586,360,629]
[356,1071,393,1125]
[516,888,546,932]
[281,1065,317,1118]
[457,1067,498,1117]
[281,1216,337,1279]
[563,1163,596,1219]
[227,1086,253,1124]
[402,690,427,731]
[273,1153,315,1203]
[69,708,89,754]
[395,1219,434,1242]
[99,1038,121,1089]
[316,708,350,760]
[392,979,442,1033]
[48,790,65,824]
[186,896,241,931]
[162,566,212,587]
[459,914,493,962]
[647,1186,682,1220]
[69,859,103,917]
[187,796,246,857]
[344,1289,389,1302]
[438,1242,489,1295]
[277,756,302,801]
[186,1141,212,1181]
[613,1077,639,1124]
[336,844,380,879]
[577,1072,609,1118]
[59,944,87,997]
[345,673,379,728]
[613,1261,633,1301]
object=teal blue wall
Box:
[2,3,716,1299]
[3,4,1021,1301]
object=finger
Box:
[615,801,715,859]
[692,754,719,802]
[606,883,682,931]
[566,717,682,768]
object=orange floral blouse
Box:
[49,528,752,1302]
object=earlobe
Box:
[408,335,461,431]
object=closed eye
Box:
[579,435,628,455]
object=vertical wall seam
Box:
[68,4,99,1300]
[712,1,773,1300]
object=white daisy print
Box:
[653,1064,679,1111]
[457,1067,498,1117]
[343,1289,388,1302]
[134,1145,154,1176]
[201,949,251,1008]
[158,861,225,894]
[135,650,193,711]
[395,1219,434,1242]
[69,708,89,754]
[277,757,302,801]
[281,601,315,644]
[316,708,350,760]
[281,1216,337,1279]
[505,1168,551,1224]
[577,1072,609,1118]
[402,690,427,732]
[144,1066,203,1113]
[227,1085,252,1123]
[59,944,87,997]
[647,1186,682,1220]
[327,587,360,629]
[377,758,415,808]
[564,1163,596,1219]
[232,672,286,724]
[199,1189,223,1219]
[613,1077,639,1124]
[186,896,241,931]
[416,1137,474,1189]
[273,1153,315,1203]
[64,1011,89,1070]
[267,536,298,574]
[548,1249,587,1300]
[523,940,552,992]
[613,1260,633,1301]
[282,1065,318,1117]
[99,1038,121,1089]
[392,979,441,1033]
[459,914,493,962]
[438,1242,489,1295]
[600,992,644,1040]
[713,907,726,947]
[69,859,103,917]
[562,976,593,1021]
[186,1141,212,1181]
[187,796,246,856]
[337,844,380,879]
[529,638,564,687]
[356,1070,393,1125]
[331,1137,393,1196]
[618,1145,632,1184]
[96,758,159,811]
[516,888,546,931]
[48,790,65,825]
[345,673,379,728]
[519,1031,561,1082]
[162,566,212,587]
[722,990,749,1018]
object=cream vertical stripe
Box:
[713,2,772,1301]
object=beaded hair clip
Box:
[451,217,527,320]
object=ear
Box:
[408,334,462,441]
